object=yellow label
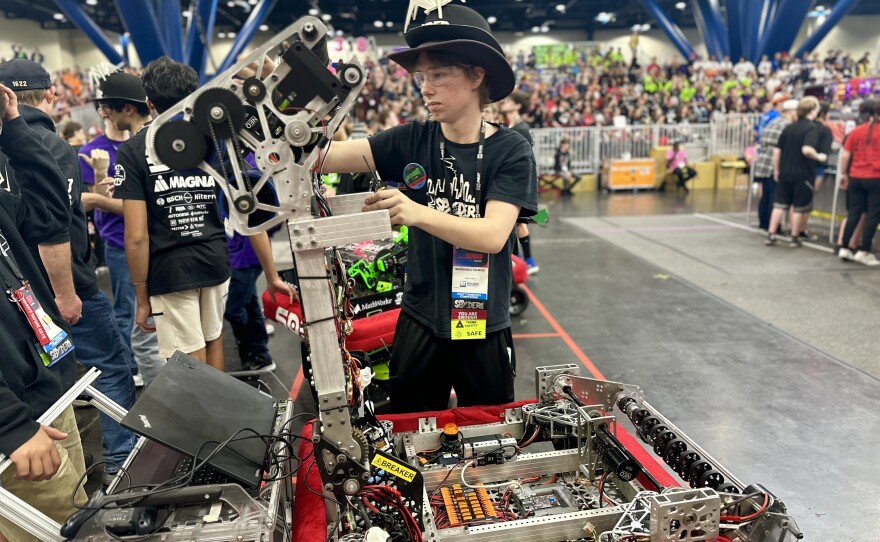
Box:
[371,454,416,483]
[451,319,487,340]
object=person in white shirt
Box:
[758,55,773,79]
[733,56,756,80]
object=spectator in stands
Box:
[754,99,798,230]
[554,138,576,193]
[766,96,827,247]
[0,84,87,542]
[837,100,880,266]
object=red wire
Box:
[720,493,769,522]
[717,536,735,542]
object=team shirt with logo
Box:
[112,124,230,296]
[369,121,537,338]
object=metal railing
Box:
[530,114,758,176]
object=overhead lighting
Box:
[182,10,192,17]
[385,21,393,27]
[336,29,344,36]
[308,8,319,15]
[640,23,651,32]
[259,24,269,31]
[540,25,549,33]
[53,12,65,20]
[555,4,566,12]
[675,1,686,9]
[531,26,540,33]
[373,20,384,28]
[321,13,331,21]
[248,0,258,4]
[595,11,614,24]
[487,15,497,24]
[226,1,235,7]
[85,0,98,5]
[228,31,237,38]
[218,31,227,38]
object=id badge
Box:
[450,248,489,340]
[9,282,75,366]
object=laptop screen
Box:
[121,352,277,489]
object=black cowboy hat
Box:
[388,4,515,103]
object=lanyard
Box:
[438,119,487,219]
[0,229,25,291]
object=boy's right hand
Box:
[9,425,67,481]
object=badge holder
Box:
[0,367,112,542]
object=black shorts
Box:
[388,310,516,413]
[773,179,814,213]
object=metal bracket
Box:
[649,488,721,541]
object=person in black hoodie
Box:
[0,85,87,542]
[0,59,135,486]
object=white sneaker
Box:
[853,251,880,267]
[265,322,275,336]
[132,373,145,388]
[838,248,855,261]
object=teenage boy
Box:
[323,5,538,412]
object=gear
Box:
[192,87,246,139]
[351,427,368,463]
[152,120,208,171]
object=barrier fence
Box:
[531,113,759,176]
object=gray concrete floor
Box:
[77,188,880,539]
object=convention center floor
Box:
[81,188,879,540]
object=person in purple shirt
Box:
[79,73,165,386]
[225,232,275,371]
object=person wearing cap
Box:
[766,96,827,247]
[322,4,538,412]
[78,72,166,387]
[0,60,137,483]
[753,99,798,231]
[755,92,787,143]
[0,85,87,542]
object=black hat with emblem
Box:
[95,72,147,104]
[388,4,515,103]
[0,59,51,91]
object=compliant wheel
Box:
[509,287,529,316]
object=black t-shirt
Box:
[368,121,538,337]
[776,118,821,182]
[112,125,230,296]
[815,121,833,155]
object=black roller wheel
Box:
[509,286,529,316]
[192,87,246,138]
[153,120,208,171]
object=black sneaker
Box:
[764,234,777,246]
[789,237,802,248]
[243,354,276,372]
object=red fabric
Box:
[262,290,305,336]
[511,254,527,285]
[346,309,400,352]
[843,123,880,178]
[292,402,679,542]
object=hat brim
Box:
[92,95,148,104]
[405,22,502,54]
[388,40,515,103]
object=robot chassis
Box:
[145,17,803,542]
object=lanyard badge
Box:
[8,282,75,366]
[443,121,490,340]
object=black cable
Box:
[719,491,765,513]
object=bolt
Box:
[327,462,334,468]
[340,419,346,425]
[324,483,334,492]
[295,242,303,249]
[327,422,333,427]
[292,227,301,235]
[336,394,342,400]
[171,139,186,152]
[337,454,346,463]
[343,479,360,494]
[248,84,260,96]
[210,106,224,120]
[322,397,328,403]
[307,225,315,233]
[270,74,278,81]
[362,472,370,480]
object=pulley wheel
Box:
[153,120,208,171]
[242,77,267,103]
[234,194,256,214]
[192,87,246,138]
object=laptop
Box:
[120,351,278,489]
